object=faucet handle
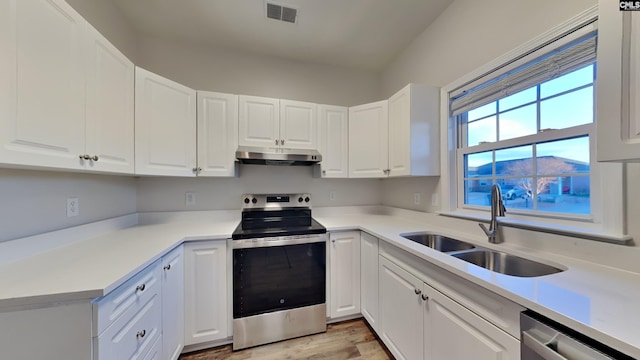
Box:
[500,201,507,215]
[478,223,491,236]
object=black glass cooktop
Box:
[231,218,327,240]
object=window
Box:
[451,31,597,218]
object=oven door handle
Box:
[233,235,327,249]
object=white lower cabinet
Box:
[426,285,519,360]
[329,231,361,318]
[184,240,228,345]
[143,337,163,360]
[379,256,424,360]
[360,232,379,331]
[161,245,184,360]
[378,255,520,360]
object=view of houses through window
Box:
[460,64,594,216]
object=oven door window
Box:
[233,242,326,319]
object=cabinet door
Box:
[318,105,348,178]
[329,231,360,318]
[388,83,440,176]
[348,100,389,178]
[280,99,317,150]
[84,23,134,174]
[184,241,228,346]
[597,3,640,161]
[388,85,412,177]
[360,232,379,331]
[424,284,519,360]
[197,91,238,177]
[378,256,423,360]
[238,95,280,148]
[135,67,197,176]
[0,0,86,170]
[162,245,184,360]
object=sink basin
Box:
[452,249,563,277]
[400,233,476,252]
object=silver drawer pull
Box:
[163,264,171,271]
[421,294,429,301]
[135,284,146,292]
[414,288,422,295]
[136,330,146,339]
[522,331,568,360]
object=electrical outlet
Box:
[329,191,336,201]
[413,193,421,205]
[67,198,79,217]
[431,193,439,206]
[185,192,196,206]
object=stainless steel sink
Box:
[451,249,563,277]
[400,233,476,253]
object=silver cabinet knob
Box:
[135,284,146,292]
[91,155,99,162]
[79,154,90,160]
[421,294,429,301]
[163,264,171,271]
[136,330,146,339]
[414,288,422,295]
[281,139,285,145]
[275,139,278,145]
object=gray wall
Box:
[379,0,597,211]
[0,169,136,242]
[65,0,138,61]
[135,35,380,107]
[136,166,381,212]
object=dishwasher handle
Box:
[522,331,568,360]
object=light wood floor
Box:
[179,319,393,360]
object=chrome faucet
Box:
[479,184,506,243]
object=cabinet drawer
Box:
[94,293,162,360]
[93,261,162,336]
[142,335,162,360]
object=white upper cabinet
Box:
[348,100,389,178]
[135,67,197,176]
[349,84,439,178]
[317,105,348,178]
[239,96,318,149]
[280,99,317,150]
[597,3,640,161]
[388,84,439,176]
[197,91,238,177]
[0,0,135,174]
[239,95,280,148]
[0,0,86,170]
[84,23,134,174]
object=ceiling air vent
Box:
[266,2,297,24]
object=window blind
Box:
[450,29,597,117]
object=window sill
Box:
[436,210,633,246]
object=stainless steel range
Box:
[231,193,327,350]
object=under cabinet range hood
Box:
[235,146,322,166]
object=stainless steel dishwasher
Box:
[521,311,635,360]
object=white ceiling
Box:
[111,0,453,72]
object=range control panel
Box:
[241,193,311,209]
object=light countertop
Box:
[1,210,639,357]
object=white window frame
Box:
[438,4,627,241]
